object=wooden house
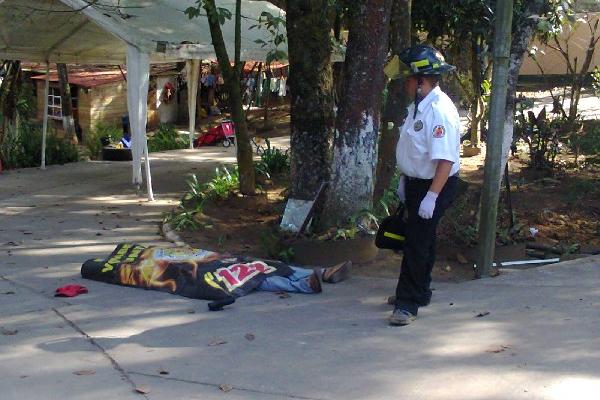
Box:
[30,65,180,141]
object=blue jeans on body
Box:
[258,267,319,294]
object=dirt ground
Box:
[179,103,600,284]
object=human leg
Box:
[392,177,457,322]
[257,267,321,293]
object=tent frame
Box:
[1,0,284,201]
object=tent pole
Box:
[40,62,49,170]
[126,45,153,201]
[186,59,200,149]
[143,135,154,201]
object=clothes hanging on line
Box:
[279,78,287,96]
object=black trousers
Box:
[394,176,457,315]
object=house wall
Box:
[520,12,600,75]
[34,76,166,140]
[147,85,159,130]
[77,86,93,138]
[88,81,128,132]
[87,81,159,135]
[35,81,73,137]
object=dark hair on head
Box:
[422,75,440,86]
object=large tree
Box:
[413,0,494,151]
[0,60,21,133]
[286,0,335,200]
[319,0,394,227]
[499,0,552,175]
[187,0,256,195]
[373,0,412,204]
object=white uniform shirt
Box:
[396,86,461,179]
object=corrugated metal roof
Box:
[29,64,180,87]
[31,70,124,88]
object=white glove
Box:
[418,191,438,219]
[396,175,406,202]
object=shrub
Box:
[254,138,289,178]
[514,101,571,169]
[0,122,77,169]
[87,123,121,160]
[181,174,206,210]
[165,167,240,231]
[569,121,600,161]
[46,133,79,165]
[205,166,239,200]
[148,123,187,152]
[592,66,600,97]
[0,123,24,168]
[164,204,201,231]
[374,172,401,219]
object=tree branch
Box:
[203,0,233,80]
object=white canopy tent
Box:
[0,0,286,200]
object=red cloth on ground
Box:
[55,284,88,297]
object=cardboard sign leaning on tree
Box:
[280,182,328,236]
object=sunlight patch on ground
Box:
[87,314,206,339]
[13,243,120,257]
[0,206,38,216]
[548,376,600,400]
[424,321,512,357]
[84,196,172,205]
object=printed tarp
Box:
[81,243,294,301]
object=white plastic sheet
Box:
[186,59,201,149]
[126,45,153,201]
[0,0,286,64]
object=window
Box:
[47,86,78,119]
[48,87,62,119]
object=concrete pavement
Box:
[1,144,599,399]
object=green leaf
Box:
[274,34,285,46]
[217,7,232,23]
[184,6,201,19]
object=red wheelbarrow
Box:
[194,120,235,148]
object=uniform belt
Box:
[406,173,459,181]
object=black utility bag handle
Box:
[375,204,407,251]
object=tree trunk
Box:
[263,63,272,128]
[469,37,482,147]
[0,60,21,134]
[204,0,255,195]
[332,2,345,105]
[569,19,599,122]
[373,0,411,204]
[500,0,551,179]
[287,0,335,200]
[57,63,77,143]
[320,0,393,227]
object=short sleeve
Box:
[428,102,460,164]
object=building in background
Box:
[27,64,181,141]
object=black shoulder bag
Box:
[375,204,407,251]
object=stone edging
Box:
[161,221,187,247]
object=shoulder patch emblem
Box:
[433,125,445,138]
[414,120,423,131]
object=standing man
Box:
[390,45,461,326]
